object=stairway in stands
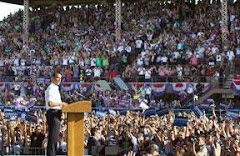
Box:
[196,74,234,104]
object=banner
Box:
[0,82,211,95]
[173,117,188,126]
[151,83,166,96]
[144,108,156,117]
[129,82,210,98]
[226,111,239,120]
[172,83,187,93]
[231,79,240,94]
[61,82,75,91]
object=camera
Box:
[189,135,198,143]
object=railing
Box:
[181,64,231,105]
[0,75,227,83]
[0,146,50,155]
[0,63,230,83]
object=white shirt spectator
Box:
[216,54,222,63]
[14,58,20,66]
[69,56,75,64]
[45,83,62,110]
[0,59,4,67]
[139,98,149,110]
[85,57,90,66]
[176,65,183,77]
[186,50,193,58]
[227,50,235,61]
[145,86,152,95]
[161,56,168,63]
[20,59,26,66]
[173,51,180,59]
[117,45,124,52]
[147,33,153,41]
[137,58,144,67]
[156,56,161,63]
[145,69,151,80]
[93,68,101,77]
[125,45,131,53]
[211,46,218,55]
[236,47,240,56]
[141,51,147,58]
[90,57,96,67]
[187,84,194,94]
[197,47,205,58]
[85,68,92,76]
[62,58,68,66]
[230,14,236,22]
[138,67,145,75]
[79,59,85,67]
[135,39,143,48]
[14,84,21,91]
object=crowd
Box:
[1,104,240,155]
[0,1,239,83]
[84,107,240,155]
[0,108,67,155]
[0,0,240,155]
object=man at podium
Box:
[45,72,68,156]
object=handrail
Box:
[0,63,231,83]
[182,83,207,106]
[181,64,231,105]
[0,75,228,83]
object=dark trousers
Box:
[46,109,62,156]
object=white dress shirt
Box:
[45,83,62,110]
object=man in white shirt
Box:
[227,49,235,73]
[45,72,68,156]
[93,67,102,78]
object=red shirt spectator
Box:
[109,70,117,79]
[206,67,214,77]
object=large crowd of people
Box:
[84,107,240,155]
[0,105,240,155]
[0,0,239,83]
[0,0,240,155]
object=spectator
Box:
[30,125,45,155]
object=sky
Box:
[0,2,23,21]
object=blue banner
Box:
[144,108,156,117]
[173,117,188,126]
[157,108,169,116]
[226,111,239,120]
[192,106,203,117]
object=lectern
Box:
[62,101,91,156]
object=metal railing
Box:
[181,64,231,105]
[0,75,227,83]
[0,63,230,83]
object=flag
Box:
[231,79,240,94]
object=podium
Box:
[62,101,91,156]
